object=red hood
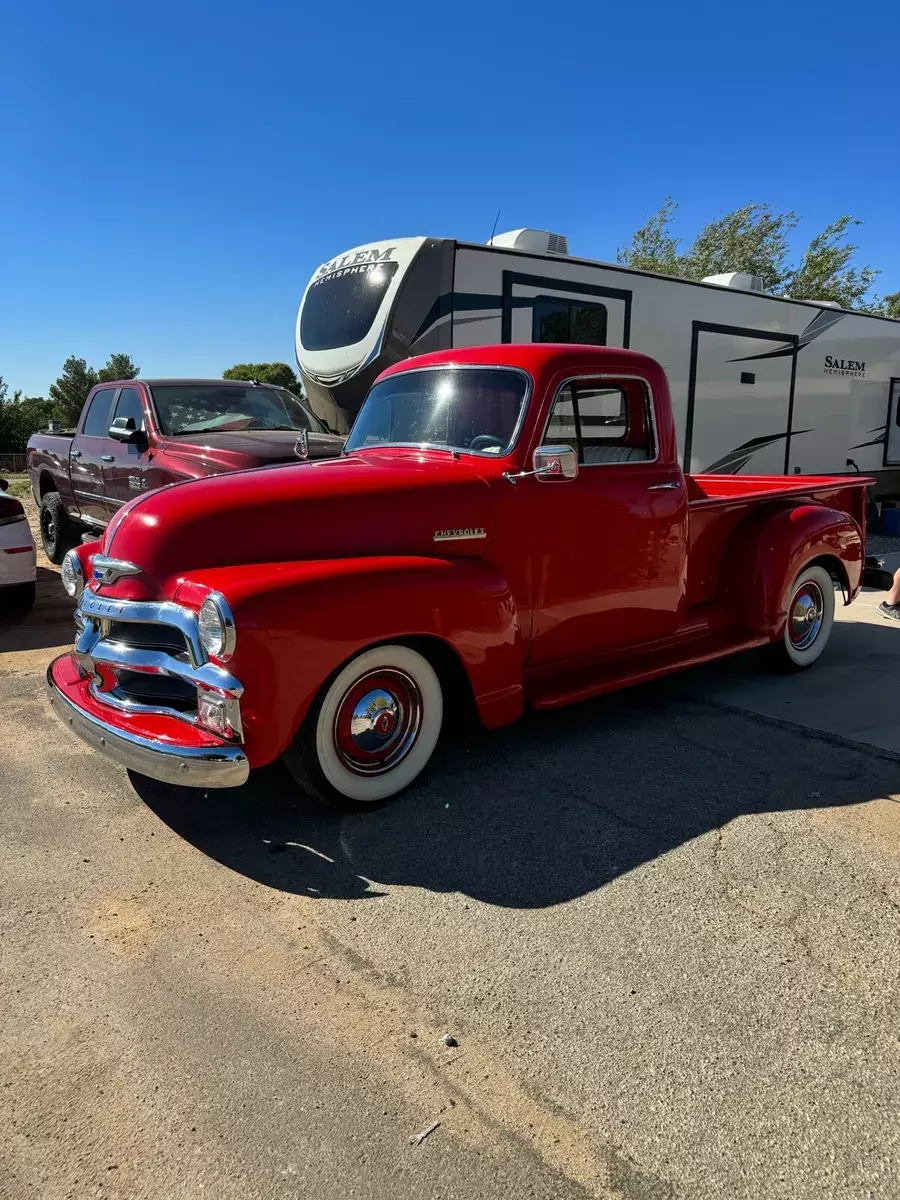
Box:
[99,450,496,600]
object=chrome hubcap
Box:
[789,582,824,650]
[333,668,422,776]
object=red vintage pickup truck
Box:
[47,344,868,808]
[27,377,344,562]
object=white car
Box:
[0,480,37,612]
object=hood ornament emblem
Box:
[294,430,309,460]
[91,555,143,587]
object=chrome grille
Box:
[107,620,190,658]
[74,588,245,741]
[112,669,198,713]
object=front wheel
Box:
[283,644,444,809]
[761,564,836,673]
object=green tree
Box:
[97,352,139,382]
[223,362,302,392]
[616,197,684,276]
[784,216,879,309]
[684,203,797,291]
[48,356,98,428]
[877,292,900,319]
[618,200,887,310]
[0,394,54,453]
[0,380,54,454]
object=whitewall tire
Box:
[763,564,835,673]
[284,644,444,808]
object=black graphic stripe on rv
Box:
[410,292,536,347]
[726,308,846,364]
[702,429,812,474]
[850,422,888,450]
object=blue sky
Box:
[2,0,898,397]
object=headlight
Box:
[61,550,84,598]
[198,592,236,661]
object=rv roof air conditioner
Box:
[489,229,569,256]
[701,272,765,292]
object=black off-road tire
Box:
[39,492,78,564]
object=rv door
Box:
[685,324,796,475]
[884,378,900,466]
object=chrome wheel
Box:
[332,668,423,777]
[788,581,825,651]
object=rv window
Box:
[300,261,399,352]
[532,298,607,346]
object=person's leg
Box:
[879,567,900,619]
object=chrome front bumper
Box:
[47,661,250,788]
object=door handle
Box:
[646,481,680,491]
[101,454,114,462]
[70,450,82,459]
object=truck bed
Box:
[26,432,76,507]
[685,472,869,610]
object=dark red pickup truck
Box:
[27,377,344,561]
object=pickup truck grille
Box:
[112,669,198,713]
[107,620,191,658]
[74,589,245,741]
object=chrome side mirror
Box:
[533,444,578,482]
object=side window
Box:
[82,389,116,438]
[545,379,653,465]
[112,387,145,431]
[578,387,627,447]
[533,298,607,346]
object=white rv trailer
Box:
[295,230,900,495]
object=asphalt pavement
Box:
[2,544,900,1198]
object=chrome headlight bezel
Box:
[61,549,84,599]
[198,592,236,662]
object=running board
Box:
[527,629,769,711]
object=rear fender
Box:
[721,504,864,637]
[175,556,524,767]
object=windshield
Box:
[300,261,399,352]
[344,368,529,457]
[150,385,326,436]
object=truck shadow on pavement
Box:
[0,568,75,654]
[129,685,899,909]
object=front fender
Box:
[176,556,524,767]
[721,504,864,637]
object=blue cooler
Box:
[882,507,900,536]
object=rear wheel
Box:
[283,644,444,809]
[761,564,835,673]
[39,492,78,564]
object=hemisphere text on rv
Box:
[295,230,900,496]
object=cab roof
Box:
[375,342,664,381]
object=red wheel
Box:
[284,645,443,807]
